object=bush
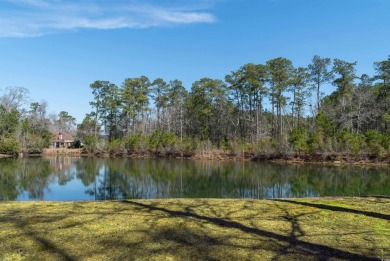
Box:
[148,130,177,154]
[81,134,97,154]
[107,139,125,155]
[0,137,20,154]
[308,131,325,153]
[74,140,81,148]
[315,111,334,137]
[124,134,145,152]
[335,129,364,155]
[365,130,388,158]
[289,128,309,155]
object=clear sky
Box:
[0,0,389,123]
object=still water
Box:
[0,157,389,201]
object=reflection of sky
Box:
[17,175,95,201]
[16,191,32,201]
[46,178,95,201]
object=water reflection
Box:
[0,157,389,201]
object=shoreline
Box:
[0,154,15,159]
[2,150,390,167]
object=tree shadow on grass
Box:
[0,208,78,261]
[98,226,241,261]
[272,199,390,221]
[121,200,381,261]
[0,200,386,260]
[0,204,134,261]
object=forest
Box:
[1,55,390,162]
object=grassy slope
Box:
[0,197,389,261]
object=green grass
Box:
[0,197,389,260]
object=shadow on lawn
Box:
[0,200,387,260]
[117,200,381,261]
[0,208,78,261]
[0,204,127,261]
[272,199,390,221]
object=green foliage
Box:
[225,63,269,142]
[185,78,228,144]
[22,130,54,154]
[365,130,390,157]
[332,59,357,96]
[82,134,97,154]
[124,134,145,152]
[315,111,334,137]
[90,80,122,141]
[0,137,20,154]
[266,57,294,137]
[308,131,324,153]
[148,130,177,154]
[41,129,54,148]
[289,67,310,125]
[107,139,125,155]
[308,55,333,110]
[373,55,390,85]
[121,76,152,135]
[74,140,81,149]
[0,106,20,138]
[178,137,197,152]
[25,136,47,154]
[289,128,309,154]
[335,129,364,155]
[57,55,390,160]
[384,113,390,125]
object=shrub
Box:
[108,139,125,155]
[81,134,97,154]
[148,130,177,154]
[335,129,364,155]
[365,130,388,158]
[0,137,20,154]
[74,140,81,148]
[124,134,142,152]
[289,128,309,155]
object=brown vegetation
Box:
[43,148,81,156]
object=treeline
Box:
[76,55,390,161]
[1,55,390,161]
[0,87,76,154]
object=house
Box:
[51,131,75,148]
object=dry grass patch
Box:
[0,197,389,260]
[42,148,81,156]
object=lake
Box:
[0,157,389,201]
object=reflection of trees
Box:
[95,164,122,200]
[74,158,103,186]
[0,159,20,200]
[1,157,77,200]
[89,159,390,200]
[45,157,77,185]
[1,158,390,201]
[18,158,54,200]
[0,158,54,200]
[74,158,104,199]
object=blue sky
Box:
[0,0,389,123]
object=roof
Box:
[52,131,74,142]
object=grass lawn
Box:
[0,197,389,260]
